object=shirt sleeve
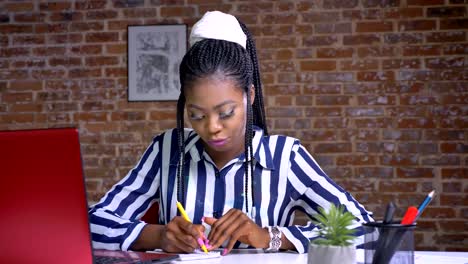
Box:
[281,142,374,253]
[88,135,163,251]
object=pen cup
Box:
[362,221,416,264]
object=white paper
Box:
[177,249,221,261]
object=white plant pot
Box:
[308,244,356,264]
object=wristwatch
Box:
[264,226,282,252]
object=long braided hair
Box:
[175,19,267,214]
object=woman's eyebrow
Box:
[187,100,237,111]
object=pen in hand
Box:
[176,201,209,253]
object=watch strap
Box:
[264,226,282,252]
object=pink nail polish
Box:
[201,216,205,222]
[222,249,228,256]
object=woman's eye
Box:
[189,113,204,120]
[219,109,234,119]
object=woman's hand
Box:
[159,216,206,253]
[203,208,269,254]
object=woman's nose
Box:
[207,116,222,134]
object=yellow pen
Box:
[176,201,209,253]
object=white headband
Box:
[189,11,247,49]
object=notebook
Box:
[0,128,178,264]
[148,249,221,261]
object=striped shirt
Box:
[89,127,373,253]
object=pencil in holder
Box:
[362,221,416,264]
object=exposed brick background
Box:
[0,0,467,251]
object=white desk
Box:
[171,249,468,264]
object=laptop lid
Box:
[0,128,177,264]
[0,128,94,264]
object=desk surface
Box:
[170,249,468,264]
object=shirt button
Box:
[213,211,220,218]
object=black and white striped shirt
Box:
[89,127,373,253]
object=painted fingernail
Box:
[201,216,205,222]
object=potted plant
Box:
[308,204,357,264]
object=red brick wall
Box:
[1,0,466,251]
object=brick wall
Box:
[0,0,466,251]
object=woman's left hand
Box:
[203,208,269,254]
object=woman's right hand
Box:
[159,216,206,253]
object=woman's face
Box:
[185,76,254,163]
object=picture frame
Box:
[128,24,187,101]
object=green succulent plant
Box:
[311,204,357,247]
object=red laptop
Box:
[0,128,177,264]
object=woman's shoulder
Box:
[262,133,302,152]
[264,133,301,144]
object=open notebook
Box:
[0,128,177,264]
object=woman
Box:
[89,11,373,255]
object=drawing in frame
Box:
[128,24,187,101]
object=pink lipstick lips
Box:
[208,139,227,147]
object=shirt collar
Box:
[170,126,275,170]
[169,130,201,166]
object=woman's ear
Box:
[250,85,255,105]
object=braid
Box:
[236,18,267,214]
[176,93,186,205]
[237,19,269,136]
[244,90,255,213]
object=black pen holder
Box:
[362,221,416,264]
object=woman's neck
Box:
[204,143,245,170]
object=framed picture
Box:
[128,24,187,101]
